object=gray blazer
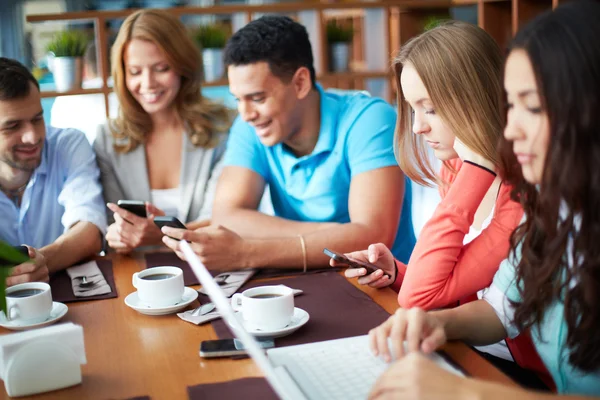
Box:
[93,122,226,223]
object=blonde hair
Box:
[393,21,504,186]
[110,9,232,153]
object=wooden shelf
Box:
[27,0,558,108]
[26,1,477,23]
[39,87,109,99]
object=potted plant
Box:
[326,20,354,73]
[47,30,89,92]
[0,241,29,316]
[194,24,229,83]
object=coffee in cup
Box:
[132,266,184,307]
[5,282,53,324]
[232,285,294,331]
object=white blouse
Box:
[151,187,183,221]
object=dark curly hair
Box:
[223,15,316,88]
[0,57,39,101]
[499,1,600,372]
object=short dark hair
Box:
[0,57,39,101]
[224,16,316,87]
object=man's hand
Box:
[161,225,249,271]
[7,246,49,287]
[105,202,166,252]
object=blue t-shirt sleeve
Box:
[222,116,270,180]
[345,100,398,177]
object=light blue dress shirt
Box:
[0,127,107,249]
[486,245,600,395]
[223,84,416,263]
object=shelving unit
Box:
[26,0,563,113]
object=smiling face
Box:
[0,83,45,175]
[504,50,550,185]
[227,62,303,147]
[400,63,457,161]
[124,39,181,117]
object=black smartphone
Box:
[0,245,30,267]
[323,248,389,278]
[199,338,274,358]
[117,200,147,218]
[14,245,29,256]
[153,216,186,230]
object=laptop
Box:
[180,241,465,400]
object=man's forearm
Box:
[213,207,337,238]
[243,222,393,269]
[40,222,102,272]
[433,300,508,346]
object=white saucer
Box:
[124,287,198,316]
[0,302,68,331]
[229,307,310,338]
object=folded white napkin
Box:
[66,261,111,297]
[0,323,86,380]
[198,270,257,298]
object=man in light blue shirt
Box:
[0,58,106,286]
[162,16,415,274]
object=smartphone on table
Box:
[199,338,274,358]
[323,248,390,278]
[117,200,147,218]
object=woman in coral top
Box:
[331,21,551,389]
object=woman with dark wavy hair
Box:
[366,1,600,398]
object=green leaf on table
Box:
[0,241,30,316]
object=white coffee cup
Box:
[132,266,184,307]
[232,285,294,331]
[5,282,53,324]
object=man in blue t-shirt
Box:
[162,16,415,273]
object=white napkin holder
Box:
[0,323,86,397]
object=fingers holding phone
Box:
[325,244,397,288]
[105,201,166,250]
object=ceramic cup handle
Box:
[231,293,243,312]
[132,272,140,289]
[6,304,20,322]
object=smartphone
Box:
[14,245,29,256]
[323,248,389,278]
[117,200,147,218]
[0,245,30,267]
[153,216,186,230]
[199,338,274,358]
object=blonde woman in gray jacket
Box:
[94,9,232,254]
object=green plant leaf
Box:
[0,241,29,316]
[47,30,89,57]
[326,20,354,43]
[193,24,229,49]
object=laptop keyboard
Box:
[282,337,388,399]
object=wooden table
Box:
[1,254,515,400]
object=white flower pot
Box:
[52,57,83,93]
[330,42,350,73]
[202,48,224,83]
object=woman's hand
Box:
[453,137,495,172]
[329,243,396,288]
[105,202,166,252]
[369,352,474,400]
[369,308,447,362]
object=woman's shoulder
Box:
[94,120,128,155]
